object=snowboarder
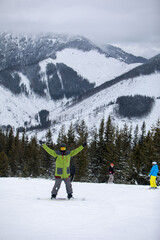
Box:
[149,161,159,189]
[39,141,87,199]
[108,163,115,183]
[70,164,76,182]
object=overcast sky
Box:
[0,0,160,58]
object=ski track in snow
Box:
[0,178,160,240]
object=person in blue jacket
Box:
[149,162,159,189]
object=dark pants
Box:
[51,178,73,196]
[70,174,75,182]
[108,174,114,183]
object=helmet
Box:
[60,143,67,152]
[152,161,157,165]
[110,163,114,167]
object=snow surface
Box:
[0,178,160,240]
[39,49,140,87]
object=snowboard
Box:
[37,197,85,201]
[148,187,159,190]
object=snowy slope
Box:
[0,72,160,141]
[61,72,160,129]
[0,178,160,240]
[36,72,160,142]
[0,85,63,128]
[40,49,140,87]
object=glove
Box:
[82,142,87,147]
[39,140,45,145]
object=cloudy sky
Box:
[0,0,160,58]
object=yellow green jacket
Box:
[42,144,84,178]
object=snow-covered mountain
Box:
[0,32,159,141]
[0,32,146,71]
[0,32,145,99]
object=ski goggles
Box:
[60,147,66,151]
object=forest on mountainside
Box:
[0,116,160,185]
[116,95,155,118]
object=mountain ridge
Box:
[0,32,147,71]
[99,44,146,64]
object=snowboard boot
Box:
[51,194,56,199]
[68,193,73,200]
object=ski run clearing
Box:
[0,178,160,240]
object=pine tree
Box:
[129,144,145,184]
[102,116,116,182]
[8,138,18,176]
[130,123,150,184]
[0,152,10,177]
[27,136,41,177]
[14,129,22,176]
[114,128,123,183]
[0,129,6,153]
[115,124,132,183]
[88,127,99,182]
[57,125,67,146]
[152,119,160,185]
[74,120,88,182]
[41,129,55,178]
[96,118,106,182]
[140,131,156,182]
[133,125,139,147]
[67,123,76,173]
[19,129,29,177]
[139,121,146,146]
[152,119,160,163]
[67,123,76,148]
[6,127,14,155]
[46,129,53,146]
[5,128,18,176]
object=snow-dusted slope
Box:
[0,85,63,128]
[0,72,159,141]
[52,49,140,86]
[45,72,160,141]
[0,178,160,240]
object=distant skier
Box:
[70,164,76,182]
[149,161,159,189]
[108,163,115,183]
[39,141,87,199]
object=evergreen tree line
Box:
[0,116,160,185]
[116,95,155,118]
